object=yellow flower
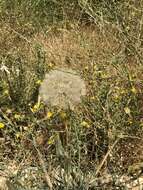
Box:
[90,96,95,100]
[0,123,5,129]
[81,121,90,128]
[30,102,40,113]
[34,103,40,109]
[47,112,53,119]
[48,135,56,145]
[36,80,42,85]
[131,86,137,94]
[23,126,28,131]
[128,118,133,124]
[94,65,97,70]
[4,89,9,95]
[124,107,131,115]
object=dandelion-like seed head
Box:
[39,68,86,110]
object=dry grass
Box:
[0,1,143,189]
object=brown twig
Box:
[95,138,120,177]
[95,133,142,177]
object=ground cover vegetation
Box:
[0,0,143,189]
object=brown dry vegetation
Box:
[0,1,143,189]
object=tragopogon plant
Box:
[39,68,86,110]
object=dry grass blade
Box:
[95,138,120,177]
[31,137,53,190]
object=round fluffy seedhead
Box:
[39,68,86,110]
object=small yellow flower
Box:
[30,102,40,113]
[131,86,137,94]
[128,118,133,124]
[90,96,95,100]
[23,126,28,131]
[36,80,42,85]
[0,123,5,129]
[48,135,56,145]
[81,121,90,128]
[124,107,131,115]
[47,112,53,119]
[4,89,9,95]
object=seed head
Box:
[39,68,86,110]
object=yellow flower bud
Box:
[81,121,90,128]
[131,87,137,94]
[47,112,53,119]
[0,123,5,129]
